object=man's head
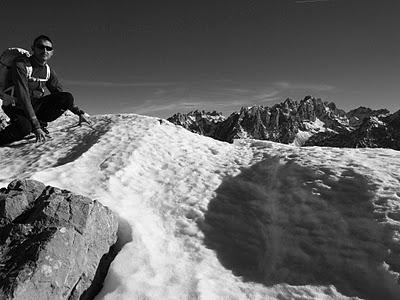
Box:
[31,35,54,64]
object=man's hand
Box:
[78,114,91,126]
[0,93,16,106]
[34,128,46,143]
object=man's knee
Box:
[0,117,32,145]
[58,92,74,109]
[15,116,33,136]
[47,91,74,110]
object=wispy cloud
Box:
[295,0,332,3]
[63,78,234,89]
[63,79,181,87]
[127,87,281,118]
[132,101,183,115]
[274,81,334,92]
[117,79,292,118]
[79,79,333,117]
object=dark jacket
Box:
[8,56,62,129]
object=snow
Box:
[303,118,326,131]
[291,118,326,146]
[370,116,386,127]
[291,130,314,147]
[1,113,400,300]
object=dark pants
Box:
[0,92,75,146]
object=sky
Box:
[1,0,399,118]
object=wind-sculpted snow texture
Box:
[1,113,400,299]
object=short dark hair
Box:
[33,35,53,46]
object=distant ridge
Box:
[168,96,400,150]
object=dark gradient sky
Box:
[2,0,399,117]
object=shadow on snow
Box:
[54,122,112,167]
[201,156,399,300]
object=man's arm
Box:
[46,68,63,93]
[11,61,41,130]
[46,68,89,123]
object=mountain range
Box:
[167,96,400,150]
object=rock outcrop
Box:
[0,179,118,300]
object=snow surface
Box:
[1,113,400,300]
[291,118,327,146]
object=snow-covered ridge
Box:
[1,113,400,299]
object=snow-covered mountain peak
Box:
[168,97,399,149]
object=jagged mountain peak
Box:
[167,97,398,150]
[346,106,390,127]
[167,110,225,136]
[385,109,400,126]
[236,96,329,119]
[168,96,346,144]
[169,109,224,119]
[348,106,390,115]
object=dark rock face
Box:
[214,97,348,143]
[168,96,348,144]
[0,179,118,300]
[306,110,400,150]
[167,110,225,137]
[167,96,399,150]
[346,107,390,128]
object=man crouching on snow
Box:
[0,34,90,146]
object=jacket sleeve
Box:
[11,61,41,129]
[46,68,63,93]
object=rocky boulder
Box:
[0,179,118,300]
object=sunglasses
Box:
[35,44,54,51]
